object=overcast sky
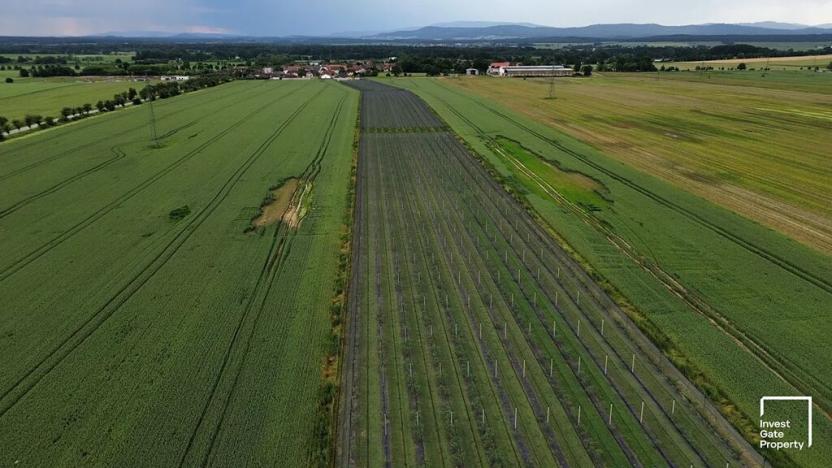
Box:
[1,0,831,36]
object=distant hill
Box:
[368,22,832,41]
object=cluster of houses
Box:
[256,61,381,80]
[245,59,574,80]
[484,62,574,77]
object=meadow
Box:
[0,79,357,466]
[390,76,832,466]
[436,71,832,254]
[338,79,760,467]
[0,76,149,123]
[665,53,832,70]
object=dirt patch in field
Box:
[252,178,299,228]
[283,181,312,229]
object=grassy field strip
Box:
[0,83,328,421]
[183,92,348,466]
[0,81,358,465]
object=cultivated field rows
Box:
[0,81,357,465]
[339,80,761,466]
[393,77,832,466]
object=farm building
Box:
[160,75,190,81]
[465,68,480,75]
[488,63,574,77]
[487,62,512,75]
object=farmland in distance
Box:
[338,79,761,467]
[0,80,357,466]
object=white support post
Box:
[546,406,550,423]
[631,354,635,373]
[640,401,645,424]
[514,407,518,429]
[522,359,526,378]
[608,404,613,425]
[604,355,608,376]
[577,405,581,426]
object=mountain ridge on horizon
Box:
[16,21,832,41]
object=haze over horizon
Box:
[1,0,832,37]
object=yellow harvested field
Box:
[441,73,832,253]
[666,54,832,69]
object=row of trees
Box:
[1,73,232,141]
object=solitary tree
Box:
[581,64,593,76]
[827,61,832,71]
[737,62,747,70]
[128,87,137,99]
[4,77,12,83]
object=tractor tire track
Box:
[0,85,297,283]
[177,89,342,467]
[0,85,309,418]
[0,145,128,219]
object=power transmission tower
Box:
[148,99,159,148]
[546,65,557,99]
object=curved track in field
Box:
[0,85,320,420]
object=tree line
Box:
[0,73,233,141]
